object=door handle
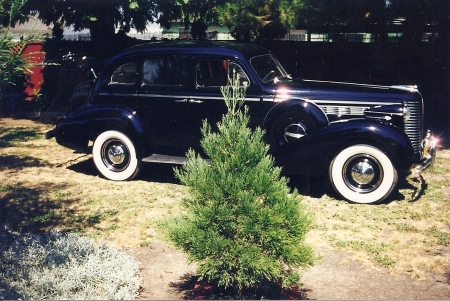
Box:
[174,99,188,103]
[189,99,203,103]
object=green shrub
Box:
[0,225,141,300]
[164,73,314,296]
[0,0,31,96]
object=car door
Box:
[135,54,191,156]
[189,57,264,154]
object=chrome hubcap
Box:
[351,160,375,185]
[343,155,383,193]
[284,123,307,142]
[101,139,130,172]
[108,145,126,165]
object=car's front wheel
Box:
[92,130,140,181]
[329,144,398,204]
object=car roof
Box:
[114,40,271,61]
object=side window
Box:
[110,62,137,85]
[229,62,250,87]
[143,56,187,86]
[196,59,250,87]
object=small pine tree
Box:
[165,72,314,296]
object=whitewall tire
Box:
[329,144,398,204]
[92,130,140,181]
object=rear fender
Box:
[69,80,96,113]
[273,119,414,177]
[54,104,151,158]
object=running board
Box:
[142,154,211,165]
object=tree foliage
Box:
[297,0,449,44]
[163,73,314,296]
[0,0,32,95]
[296,0,387,36]
[15,0,447,47]
[24,0,157,41]
[217,0,303,42]
[20,0,304,43]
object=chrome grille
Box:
[319,105,369,116]
[404,98,423,154]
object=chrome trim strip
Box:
[99,92,137,97]
[365,110,404,116]
[99,92,402,107]
[134,93,192,99]
[311,99,401,106]
[189,95,261,102]
[302,79,392,89]
[276,95,401,106]
[98,92,261,102]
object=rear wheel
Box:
[92,130,140,181]
[329,144,398,204]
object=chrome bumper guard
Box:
[415,130,437,173]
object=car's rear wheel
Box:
[92,130,140,181]
[329,144,398,204]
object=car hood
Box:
[271,78,420,105]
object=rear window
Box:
[110,62,137,85]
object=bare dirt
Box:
[129,240,450,300]
[2,117,450,300]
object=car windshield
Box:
[250,54,290,83]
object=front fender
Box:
[263,98,329,131]
[52,104,151,158]
[273,119,414,177]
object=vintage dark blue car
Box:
[46,41,436,204]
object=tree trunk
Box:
[89,8,117,56]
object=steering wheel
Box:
[262,70,275,82]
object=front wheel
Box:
[92,130,140,181]
[329,144,398,204]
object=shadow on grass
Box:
[0,154,53,170]
[0,181,102,234]
[288,175,329,200]
[140,163,181,185]
[0,127,42,147]
[65,157,98,177]
[385,174,428,204]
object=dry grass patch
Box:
[303,151,450,278]
[0,119,187,249]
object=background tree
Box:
[156,0,226,40]
[163,73,314,297]
[23,0,157,48]
[217,0,304,42]
[296,0,388,42]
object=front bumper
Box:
[415,130,437,173]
